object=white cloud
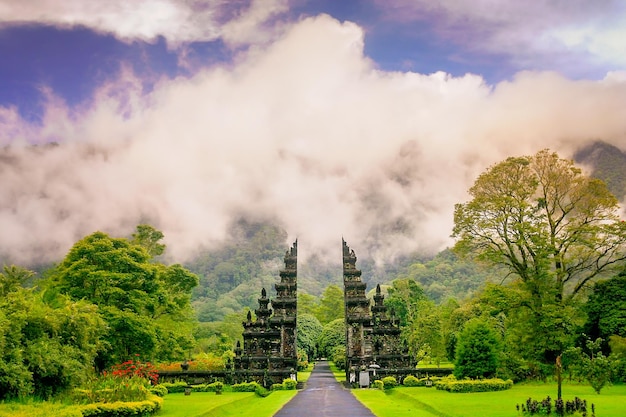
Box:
[1,15,626,265]
[0,0,288,47]
[377,0,626,70]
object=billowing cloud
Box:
[377,0,626,70]
[0,0,288,47]
[1,15,626,266]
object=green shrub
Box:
[373,380,384,390]
[148,385,168,397]
[232,381,262,392]
[255,385,271,397]
[271,383,284,391]
[80,394,163,417]
[435,377,513,393]
[381,376,397,390]
[71,375,149,403]
[402,375,420,387]
[282,379,297,390]
[160,381,188,393]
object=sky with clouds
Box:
[1,0,625,266]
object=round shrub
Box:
[382,376,397,390]
[373,380,384,390]
[283,379,297,390]
[403,375,420,387]
[271,383,284,391]
[149,384,168,397]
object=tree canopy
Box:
[453,149,626,304]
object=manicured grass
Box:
[352,383,626,417]
[0,401,81,417]
[298,362,315,383]
[328,362,346,382]
[159,390,297,417]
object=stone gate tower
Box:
[233,241,298,387]
[342,239,415,384]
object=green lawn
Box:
[352,383,626,417]
[158,391,297,417]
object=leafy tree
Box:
[454,319,500,379]
[318,318,346,358]
[405,300,446,365]
[581,338,614,394]
[384,278,426,327]
[453,150,626,363]
[0,265,34,296]
[131,224,166,257]
[0,279,105,399]
[48,227,198,369]
[584,274,626,353]
[316,285,344,325]
[453,149,626,304]
[297,314,323,361]
[298,292,320,316]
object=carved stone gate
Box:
[233,239,415,388]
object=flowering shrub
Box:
[110,356,158,385]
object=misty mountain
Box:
[574,141,626,201]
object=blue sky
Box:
[1,0,625,265]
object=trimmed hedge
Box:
[435,376,513,393]
[80,395,163,417]
[402,375,444,387]
[373,380,384,390]
[160,381,223,394]
[271,383,284,391]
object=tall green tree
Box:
[48,226,198,369]
[454,319,500,379]
[384,278,426,327]
[584,274,626,354]
[316,285,344,325]
[452,149,626,362]
[453,149,626,304]
[297,314,323,361]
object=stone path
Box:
[273,361,375,417]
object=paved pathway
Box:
[273,361,375,417]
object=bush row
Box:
[80,395,163,417]
[402,375,444,387]
[159,381,223,394]
[435,376,513,393]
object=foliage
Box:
[435,376,513,393]
[189,220,288,321]
[231,381,263,392]
[454,319,500,379]
[148,385,168,397]
[373,379,384,390]
[584,274,626,354]
[109,356,158,385]
[453,150,626,365]
[47,226,198,370]
[71,374,150,403]
[583,338,614,394]
[404,299,446,365]
[282,378,297,390]
[297,313,323,361]
[383,278,426,327]
[0,281,105,400]
[402,375,420,387]
[453,149,626,303]
[517,396,592,416]
[381,376,397,390]
[317,318,346,358]
[316,285,345,325]
[79,394,163,417]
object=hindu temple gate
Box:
[232,239,415,388]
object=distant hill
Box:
[574,141,626,201]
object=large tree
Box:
[453,149,626,304]
[453,150,626,363]
[49,226,198,369]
